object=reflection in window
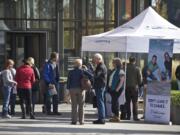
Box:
[96,0,104,19]
[117,0,132,25]
[64,30,74,49]
[63,0,74,19]
[27,0,39,19]
[26,0,56,19]
[0,2,4,18]
[172,0,180,24]
[108,0,114,21]
[151,0,168,19]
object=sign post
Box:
[145,39,174,124]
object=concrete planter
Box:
[171,105,180,125]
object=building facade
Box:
[0,0,179,76]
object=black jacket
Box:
[93,63,107,89]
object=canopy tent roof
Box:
[82,7,180,53]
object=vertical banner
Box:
[145,39,174,124]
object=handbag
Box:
[81,75,91,91]
[48,84,57,96]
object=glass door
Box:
[6,32,47,68]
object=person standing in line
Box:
[43,52,61,115]
[9,66,17,116]
[92,53,107,124]
[67,59,93,125]
[15,58,35,119]
[108,58,125,122]
[125,56,142,121]
[1,59,17,119]
[119,61,127,120]
[28,57,40,115]
[39,59,48,113]
[175,64,180,90]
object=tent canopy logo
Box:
[95,39,110,44]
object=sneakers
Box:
[93,119,105,124]
[2,114,11,119]
[109,116,120,122]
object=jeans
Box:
[46,83,59,113]
[95,87,106,120]
[2,86,12,116]
[9,90,16,115]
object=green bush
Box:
[171,80,178,90]
[171,90,180,106]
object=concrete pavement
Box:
[0,104,180,135]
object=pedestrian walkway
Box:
[0,104,180,135]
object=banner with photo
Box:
[145,39,174,124]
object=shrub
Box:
[171,90,180,106]
[171,80,178,90]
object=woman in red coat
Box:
[15,57,35,119]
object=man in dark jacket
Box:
[175,65,180,90]
[93,53,107,124]
[126,56,142,121]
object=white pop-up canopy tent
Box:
[82,7,180,53]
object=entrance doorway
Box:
[6,31,47,68]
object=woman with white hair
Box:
[93,53,107,124]
[27,57,40,115]
[67,59,93,125]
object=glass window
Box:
[167,0,180,26]
[151,0,168,19]
[27,0,39,19]
[5,20,26,30]
[26,0,56,19]
[64,30,75,49]
[0,2,4,18]
[4,0,26,19]
[96,0,104,19]
[88,0,104,19]
[27,20,39,29]
[118,0,132,24]
[63,0,75,19]
[107,0,114,21]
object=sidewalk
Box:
[0,104,180,135]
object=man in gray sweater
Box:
[126,56,142,121]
